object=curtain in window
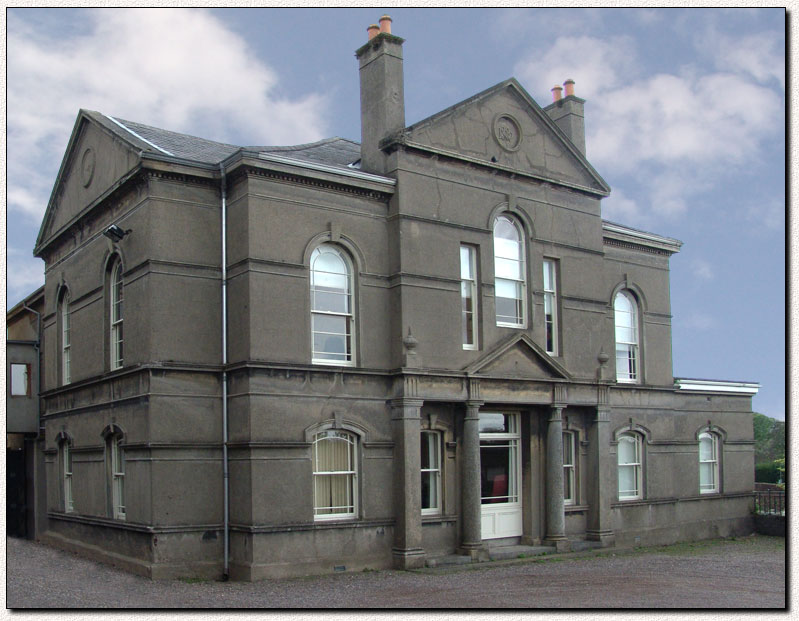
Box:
[313,431,355,517]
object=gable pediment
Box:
[464,333,570,381]
[402,79,609,196]
[35,111,144,256]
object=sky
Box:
[5,8,786,420]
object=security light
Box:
[103,225,130,243]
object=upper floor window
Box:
[699,432,719,494]
[493,215,526,328]
[617,432,643,500]
[110,260,124,370]
[543,259,558,355]
[60,291,71,384]
[614,290,639,383]
[421,430,442,515]
[562,430,576,505]
[460,245,478,350]
[310,245,354,365]
[312,430,357,520]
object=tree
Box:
[753,412,785,464]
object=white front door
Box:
[479,412,522,539]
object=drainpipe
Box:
[220,164,230,581]
[21,301,42,426]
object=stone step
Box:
[569,539,603,553]
[487,544,556,561]
[424,553,473,568]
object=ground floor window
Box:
[617,432,642,500]
[312,430,357,519]
[563,431,576,505]
[108,435,125,520]
[62,441,74,513]
[699,432,719,494]
[421,430,442,514]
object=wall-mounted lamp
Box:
[103,225,131,243]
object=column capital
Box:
[549,404,565,421]
[388,397,424,409]
[464,401,484,419]
[594,405,611,423]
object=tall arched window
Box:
[310,244,354,365]
[617,432,643,500]
[59,288,71,385]
[110,259,124,370]
[312,430,357,519]
[493,215,526,327]
[614,290,639,383]
[60,437,74,513]
[698,432,719,494]
[105,430,126,520]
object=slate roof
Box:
[111,115,361,170]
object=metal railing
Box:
[755,489,786,515]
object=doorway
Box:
[479,412,522,539]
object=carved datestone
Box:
[492,114,522,152]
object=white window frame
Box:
[614,290,639,383]
[310,244,355,366]
[109,435,125,520]
[699,432,719,494]
[562,430,576,506]
[110,261,124,371]
[460,244,478,350]
[421,430,442,515]
[617,432,643,500]
[543,259,558,355]
[9,363,30,397]
[61,292,71,384]
[312,430,357,520]
[493,215,527,328]
[63,441,74,513]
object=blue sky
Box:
[6,8,786,420]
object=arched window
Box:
[617,432,643,500]
[312,430,357,519]
[60,437,74,513]
[699,432,720,494]
[310,244,354,365]
[59,288,71,385]
[493,215,526,327]
[614,290,639,383]
[109,259,124,370]
[103,428,126,520]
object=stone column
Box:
[390,398,425,569]
[586,404,616,546]
[545,405,569,551]
[458,401,487,559]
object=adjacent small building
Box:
[24,17,759,579]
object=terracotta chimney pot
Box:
[563,79,575,97]
[551,85,563,102]
[367,24,380,40]
[379,15,392,34]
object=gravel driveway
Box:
[6,535,784,608]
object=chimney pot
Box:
[367,24,380,40]
[563,79,575,97]
[551,85,563,102]
[379,15,392,34]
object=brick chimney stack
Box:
[355,16,405,174]
[544,79,586,156]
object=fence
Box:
[755,489,785,515]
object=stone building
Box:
[29,18,758,579]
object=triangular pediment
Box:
[402,79,609,196]
[34,110,146,256]
[464,333,571,381]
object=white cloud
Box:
[7,8,330,221]
[6,248,45,307]
[512,29,783,226]
[697,26,785,89]
[691,259,714,281]
[600,190,643,225]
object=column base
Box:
[391,547,426,570]
[585,529,616,547]
[544,536,571,552]
[457,542,489,562]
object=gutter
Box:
[220,164,230,581]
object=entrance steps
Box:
[424,544,555,568]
